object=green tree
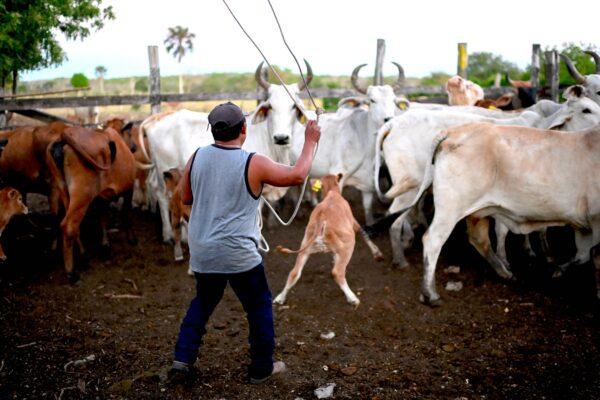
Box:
[134,77,148,93]
[545,42,599,86]
[95,65,107,93]
[467,52,523,87]
[420,71,452,87]
[164,25,196,94]
[0,1,114,92]
[71,73,89,88]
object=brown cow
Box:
[0,187,28,262]
[120,122,154,210]
[474,93,515,110]
[273,174,384,307]
[163,168,191,264]
[47,125,137,281]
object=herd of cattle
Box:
[0,52,599,307]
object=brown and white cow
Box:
[445,75,485,106]
[163,168,191,265]
[46,125,137,281]
[0,187,28,262]
[407,123,600,306]
[273,174,384,307]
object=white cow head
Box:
[561,51,600,106]
[339,63,410,128]
[546,85,600,131]
[251,61,312,146]
[445,75,485,106]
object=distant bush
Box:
[322,97,340,111]
[70,73,89,88]
[131,104,141,112]
[420,72,451,87]
[135,78,149,92]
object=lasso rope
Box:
[222,0,323,246]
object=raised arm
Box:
[248,120,321,194]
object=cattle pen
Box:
[0,40,560,130]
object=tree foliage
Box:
[70,72,89,88]
[545,42,599,86]
[94,65,107,78]
[0,0,114,86]
[420,71,452,87]
[467,52,524,87]
[164,26,196,63]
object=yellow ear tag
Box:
[398,102,408,110]
[488,105,498,110]
[311,179,322,193]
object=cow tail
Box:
[138,120,151,163]
[374,122,392,203]
[61,133,111,171]
[362,132,448,238]
[276,221,326,255]
[46,141,70,209]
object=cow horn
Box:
[255,61,271,90]
[351,64,368,94]
[297,59,313,91]
[584,50,600,74]
[505,72,515,87]
[560,54,587,84]
[391,62,406,94]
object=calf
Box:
[273,175,384,307]
[445,75,484,106]
[0,187,28,261]
[163,168,191,264]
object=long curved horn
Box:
[391,62,405,93]
[255,61,270,90]
[584,50,600,74]
[505,72,515,87]
[350,64,368,94]
[297,59,313,91]
[560,54,587,84]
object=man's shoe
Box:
[165,361,195,384]
[249,361,286,384]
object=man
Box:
[169,102,321,384]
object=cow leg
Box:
[389,215,412,268]
[172,212,184,262]
[421,212,462,306]
[523,234,537,258]
[156,188,174,243]
[61,200,92,282]
[361,191,375,226]
[356,221,384,261]
[537,229,554,263]
[416,194,429,228]
[121,189,137,246]
[494,220,509,266]
[273,251,311,305]
[553,229,594,278]
[467,217,513,280]
[98,202,111,260]
[331,245,360,307]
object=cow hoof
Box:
[67,272,79,284]
[392,261,409,270]
[174,255,184,262]
[374,253,384,262]
[552,269,564,279]
[187,267,194,276]
[419,293,443,307]
[348,299,360,309]
[273,295,286,305]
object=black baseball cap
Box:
[208,102,247,133]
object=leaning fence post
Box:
[530,44,541,99]
[148,45,161,115]
[544,50,559,102]
[457,43,468,78]
[374,39,385,86]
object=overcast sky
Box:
[22,0,600,82]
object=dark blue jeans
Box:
[174,263,275,379]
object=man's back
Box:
[188,144,262,274]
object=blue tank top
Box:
[188,144,262,273]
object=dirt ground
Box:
[0,191,598,399]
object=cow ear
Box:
[295,105,307,124]
[7,188,17,199]
[395,97,410,111]
[336,173,344,183]
[163,171,174,182]
[251,101,271,124]
[495,94,514,108]
[563,85,585,100]
[338,97,368,109]
[547,115,571,130]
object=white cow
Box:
[561,51,600,106]
[415,122,600,305]
[292,63,409,225]
[375,85,600,269]
[139,62,313,244]
[445,75,484,106]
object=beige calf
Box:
[0,187,28,261]
[274,175,383,307]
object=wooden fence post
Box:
[457,43,468,78]
[530,44,541,97]
[148,45,161,115]
[257,66,269,105]
[374,39,385,86]
[544,50,559,102]
[0,87,5,128]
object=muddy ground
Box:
[0,191,598,399]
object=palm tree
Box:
[164,26,195,94]
[95,65,107,93]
